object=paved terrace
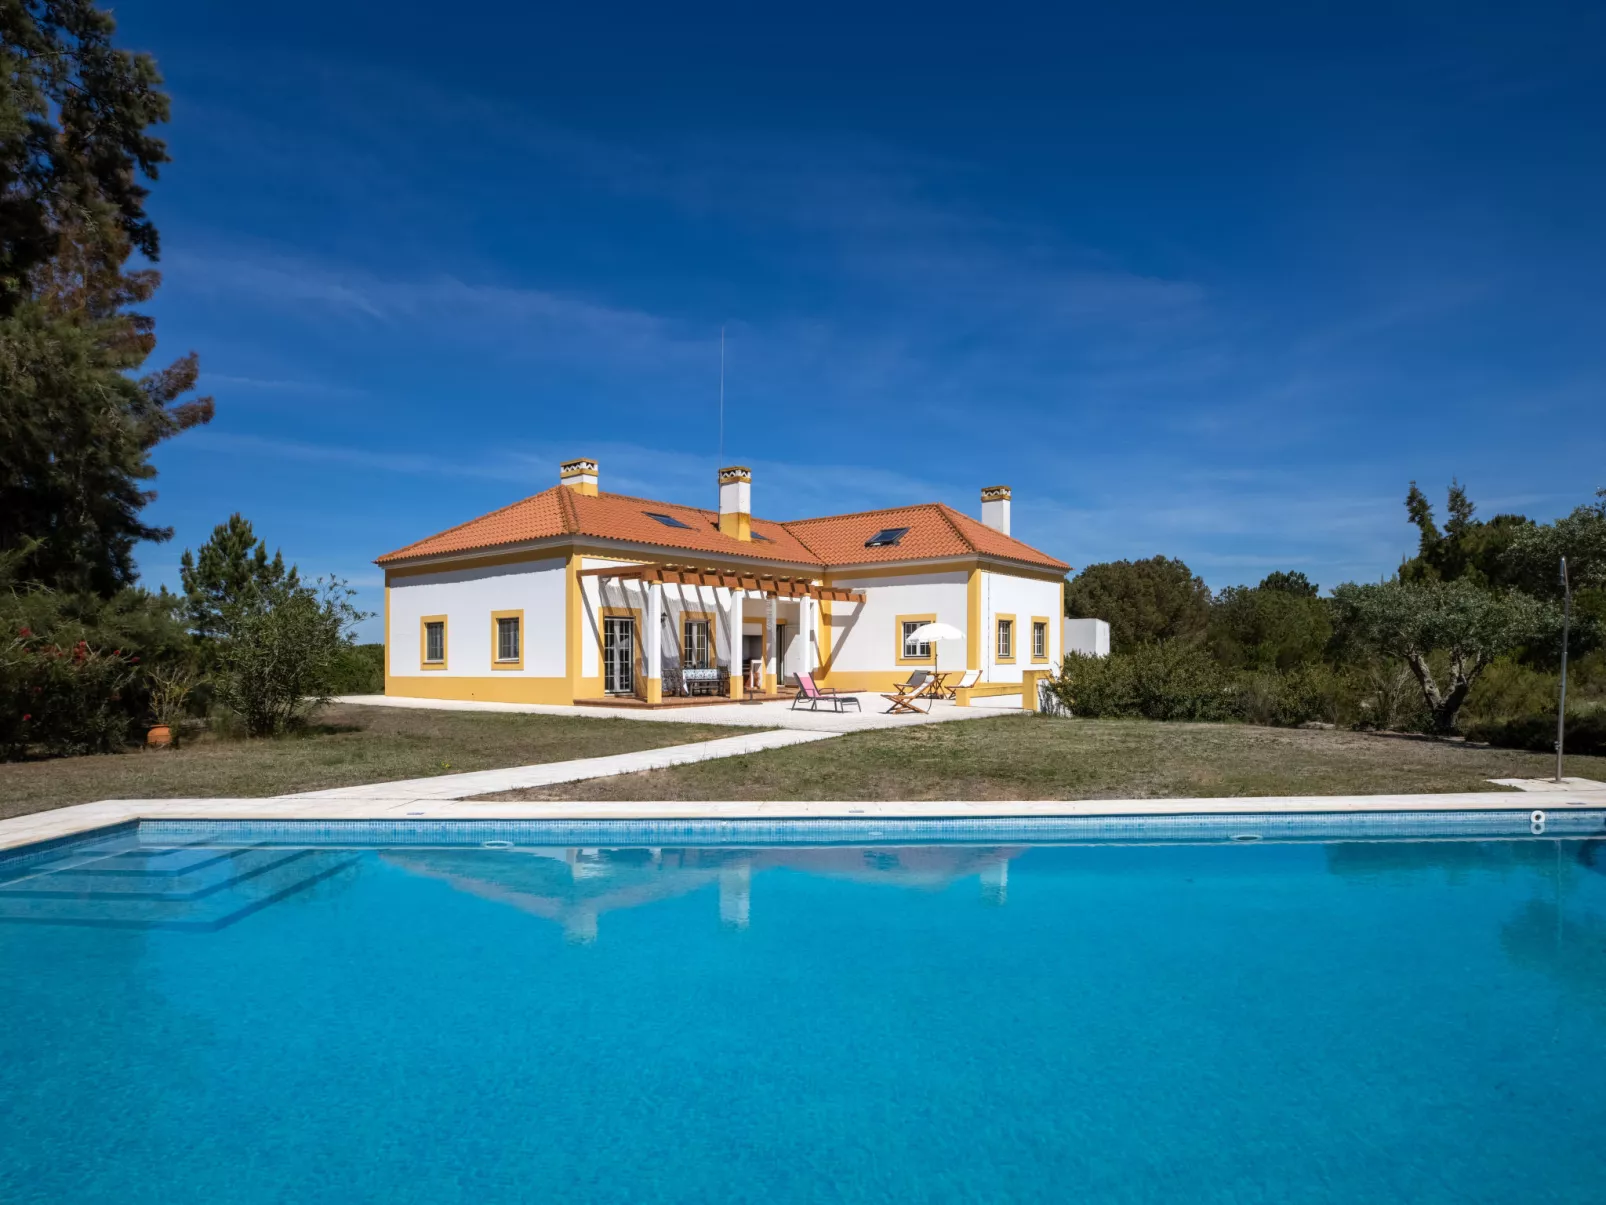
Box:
[332,692,1023,732]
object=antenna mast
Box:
[718,325,725,465]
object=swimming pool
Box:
[4,813,1606,1203]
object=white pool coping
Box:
[6,786,1605,854]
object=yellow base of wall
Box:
[384,675,574,705]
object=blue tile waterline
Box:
[5,817,1606,1203]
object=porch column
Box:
[798,595,815,677]
[644,581,663,705]
[764,595,778,694]
[726,587,744,698]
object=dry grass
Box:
[481,715,1605,802]
[0,705,745,819]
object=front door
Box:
[604,617,635,695]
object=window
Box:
[751,531,774,542]
[420,616,448,670]
[902,621,930,660]
[1032,621,1047,660]
[645,511,694,529]
[865,526,910,548]
[895,613,936,666]
[683,619,712,669]
[496,616,520,661]
[996,618,1013,660]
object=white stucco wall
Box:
[388,556,567,677]
[978,570,1061,682]
[1064,617,1111,657]
[825,570,970,674]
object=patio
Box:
[335,692,1024,733]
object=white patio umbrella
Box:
[905,621,964,677]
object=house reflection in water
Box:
[381,845,1023,944]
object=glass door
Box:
[603,617,635,695]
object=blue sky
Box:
[115,0,1606,638]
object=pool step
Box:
[0,842,361,931]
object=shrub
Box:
[0,629,138,759]
[1233,663,1348,728]
[214,578,367,737]
[1460,657,1561,727]
[1462,709,1606,758]
[1052,642,1237,721]
[327,643,384,695]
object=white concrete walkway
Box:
[285,727,838,802]
[333,693,1019,733]
[6,786,1605,854]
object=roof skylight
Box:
[644,511,694,530]
[864,526,910,548]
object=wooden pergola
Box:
[577,564,863,603]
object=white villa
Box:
[377,459,1072,707]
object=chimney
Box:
[980,484,1011,535]
[559,457,599,496]
[718,465,752,541]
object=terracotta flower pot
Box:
[146,724,173,748]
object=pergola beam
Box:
[576,563,862,602]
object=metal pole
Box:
[1556,556,1570,783]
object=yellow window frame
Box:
[1030,615,1051,663]
[995,613,1017,664]
[490,609,524,670]
[420,615,448,670]
[894,613,938,667]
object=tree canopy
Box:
[1208,577,1332,670]
[1064,556,1212,651]
[1330,578,1550,733]
[1400,481,1531,589]
[0,0,212,596]
[180,514,299,640]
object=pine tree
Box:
[180,515,299,640]
[0,1,213,595]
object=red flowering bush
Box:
[1,629,138,759]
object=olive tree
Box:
[214,577,367,737]
[1330,579,1549,734]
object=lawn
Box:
[0,704,747,819]
[482,714,1605,802]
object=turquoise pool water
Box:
[4,818,1606,1203]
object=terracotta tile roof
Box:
[784,503,1069,572]
[376,486,821,566]
[377,488,1069,573]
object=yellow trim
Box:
[719,511,752,541]
[679,610,717,669]
[1020,668,1048,713]
[954,679,1030,708]
[894,612,938,667]
[820,598,834,671]
[1030,616,1051,663]
[995,613,1017,664]
[825,562,972,584]
[385,675,572,705]
[966,569,982,670]
[566,553,583,698]
[597,605,643,696]
[386,549,569,580]
[420,615,449,670]
[490,609,524,670]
